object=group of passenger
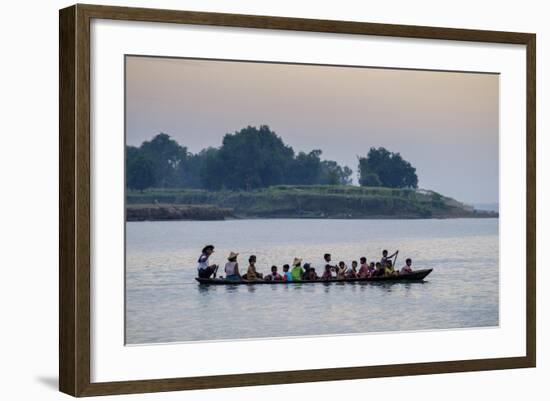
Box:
[196,245,415,282]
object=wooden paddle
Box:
[393,251,399,272]
[212,264,219,279]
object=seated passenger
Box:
[291,258,304,281]
[357,257,369,278]
[347,260,358,278]
[196,245,218,279]
[224,251,241,281]
[373,262,385,277]
[321,265,333,280]
[400,258,414,275]
[337,261,347,279]
[265,265,283,281]
[282,264,292,281]
[304,267,319,281]
[302,263,312,280]
[368,262,376,276]
[245,255,261,281]
[384,260,397,276]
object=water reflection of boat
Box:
[196,268,433,285]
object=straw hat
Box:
[228,251,239,260]
[293,257,302,266]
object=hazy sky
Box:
[126,56,499,204]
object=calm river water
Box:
[125,218,499,344]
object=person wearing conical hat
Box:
[290,257,304,281]
[224,251,241,281]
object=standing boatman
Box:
[380,249,399,266]
[320,253,337,276]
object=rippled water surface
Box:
[126,218,499,344]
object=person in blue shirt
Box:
[282,264,292,281]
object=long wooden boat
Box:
[196,268,433,285]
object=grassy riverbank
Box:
[126,185,497,220]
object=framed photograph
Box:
[59,4,536,397]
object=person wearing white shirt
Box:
[320,253,337,275]
[196,245,218,279]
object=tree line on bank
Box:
[126,125,418,191]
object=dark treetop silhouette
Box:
[126,125,415,192]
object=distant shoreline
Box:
[126,185,498,222]
[126,204,233,222]
[127,211,499,222]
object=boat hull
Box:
[196,268,433,285]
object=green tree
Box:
[127,127,360,190]
[127,156,155,191]
[358,147,418,188]
[319,160,353,185]
[288,150,322,184]
[203,125,295,190]
[199,148,225,190]
[140,133,188,188]
[176,148,210,188]
[126,145,141,172]
[359,172,382,187]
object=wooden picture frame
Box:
[59,3,536,397]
